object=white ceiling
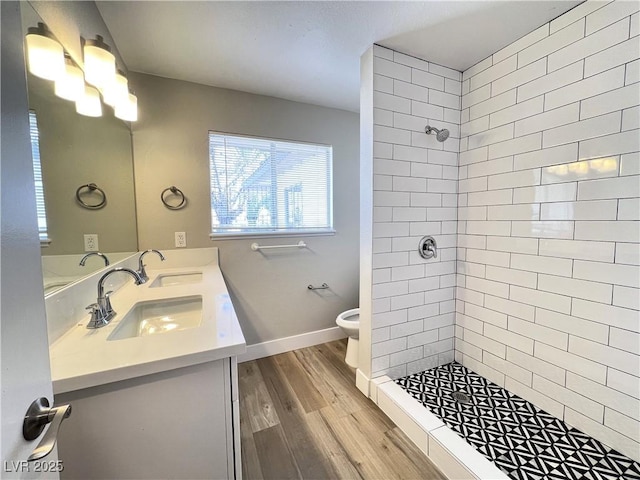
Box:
[97,1,582,113]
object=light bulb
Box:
[115,92,137,122]
[25,23,65,81]
[54,56,84,101]
[83,35,116,90]
[76,85,102,117]
[102,70,128,107]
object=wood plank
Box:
[315,340,365,387]
[238,360,280,433]
[273,351,328,413]
[242,342,446,480]
[292,345,363,417]
[239,384,264,480]
[304,409,364,480]
[318,405,399,479]
[312,341,399,428]
[350,404,440,479]
[240,434,264,480]
[257,355,339,479]
[385,427,448,479]
[253,425,299,480]
[295,343,396,430]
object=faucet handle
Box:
[104,291,114,314]
[137,264,149,283]
[86,303,108,329]
[86,302,99,312]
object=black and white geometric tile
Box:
[396,362,640,480]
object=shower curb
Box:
[373,376,509,480]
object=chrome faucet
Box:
[137,249,165,283]
[79,251,110,267]
[86,267,143,329]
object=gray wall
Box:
[130,73,360,345]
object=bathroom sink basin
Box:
[107,295,203,341]
[149,272,203,288]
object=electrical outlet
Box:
[84,234,99,252]
[175,232,187,248]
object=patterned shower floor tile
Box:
[396,362,640,480]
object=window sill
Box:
[209,230,336,241]
[40,237,52,247]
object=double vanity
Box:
[45,248,246,479]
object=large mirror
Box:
[21,4,138,295]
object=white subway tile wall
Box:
[456,0,640,461]
[370,46,461,380]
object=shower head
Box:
[425,125,450,142]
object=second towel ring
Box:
[76,183,106,209]
[161,186,186,210]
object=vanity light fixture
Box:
[83,35,116,90]
[25,23,65,81]
[54,55,85,102]
[76,85,102,117]
[114,91,138,122]
[102,70,129,107]
[25,25,137,121]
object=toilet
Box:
[336,308,360,368]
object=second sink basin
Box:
[149,272,203,288]
[107,295,203,341]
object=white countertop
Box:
[49,249,246,394]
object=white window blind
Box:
[29,110,49,243]
[209,132,333,236]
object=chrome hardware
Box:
[161,186,186,210]
[418,236,437,260]
[86,267,143,328]
[86,302,109,329]
[79,251,110,267]
[251,241,307,251]
[137,249,166,283]
[23,397,72,461]
[75,183,106,209]
[308,283,329,290]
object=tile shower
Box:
[364,0,640,470]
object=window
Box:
[29,111,50,244]
[209,132,333,236]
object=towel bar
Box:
[251,241,306,251]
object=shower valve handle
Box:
[419,236,437,260]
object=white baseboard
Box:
[238,326,346,363]
[356,368,371,397]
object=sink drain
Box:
[451,391,471,404]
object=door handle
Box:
[23,397,72,461]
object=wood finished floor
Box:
[239,339,446,480]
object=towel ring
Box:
[161,186,186,210]
[76,183,106,209]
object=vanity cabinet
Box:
[55,357,241,480]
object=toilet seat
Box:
[336,308,359,339]
[336,308,360,368]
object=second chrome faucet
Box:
[137,249,166,283]
[79,252,110,267]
